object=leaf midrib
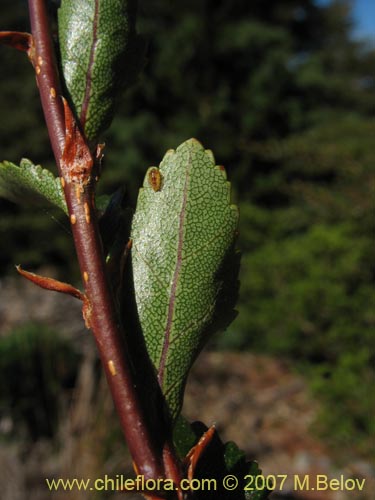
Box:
[157,156,192,387]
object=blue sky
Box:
[317,0,375,44]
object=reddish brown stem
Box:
[27,0,181,487]
[28,1,65,159]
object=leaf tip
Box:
[176,138,205,154]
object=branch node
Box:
[61,97,93,187]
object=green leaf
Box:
[223,441,270,500]
[0,159,67,213]
[223,441,246,471]
[172,419,270,500]
[130,139,239,419]
[58,0,144,143]
[173,415,199,459]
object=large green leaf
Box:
[130,139,239,419]
[0,159,67,213]
[58,0,144,143]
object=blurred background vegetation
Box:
[0,0,374,485]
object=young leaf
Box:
[0,159,67,213]
[58,0,144,143]
[173,419,270,500]
[130,139,239,419]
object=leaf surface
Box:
[130,139,239,419]
[58,0,144,142]
[0,159,67,213]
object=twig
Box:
[27,0,179,485]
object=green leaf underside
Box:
[0,159,67,213]
[58,0,140,142]
[131,139,238,419]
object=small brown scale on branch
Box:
[108,360,117,376]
